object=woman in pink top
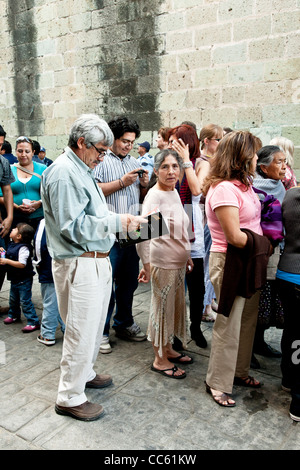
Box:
[202,131,264,407]
[137,149,193,379]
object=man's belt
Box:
[80,251,110,258]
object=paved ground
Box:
[0,274,299,452]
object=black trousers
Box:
[186,257,205,334]
[277,278,300,414]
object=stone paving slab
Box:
[0,275,299,451]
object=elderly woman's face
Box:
[156,154,181,190]
[261,151,287,180]
[16,142,34,166]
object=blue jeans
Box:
[8,278,39,326]
[40,283,65,339]
[0,235,7,291]
[103,242,139,335]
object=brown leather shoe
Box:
[86,374,113,389]
[55,401,104,421]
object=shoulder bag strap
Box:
[14,164,42,179]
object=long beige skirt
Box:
[149,265,187,358]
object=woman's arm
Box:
[195,159,210,192]
[171,139,208,196]
[214,206,248,248]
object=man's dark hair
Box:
[108,116,140,140]
[0,125,6,138]
[16,223,35,244]
[2,141,12,154]
[32,140,40,155]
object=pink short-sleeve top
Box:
[205,180,263,252]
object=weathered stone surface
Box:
[0,0,298,170]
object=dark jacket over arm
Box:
[217,229,272,317]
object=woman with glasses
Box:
[199,124,223,322]
[0,136,47,231]
[269,136,297,190]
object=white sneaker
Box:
[290,412,300,422]
[100,336,112,354]
[115,322,147,342]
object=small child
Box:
[1,223,40,332]
[33,219,65,346]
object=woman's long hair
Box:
[202,131,262,195]
[168,124,200,161]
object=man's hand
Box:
[120,214,148,233]
[138,169,149,188]
[121,169,141,188]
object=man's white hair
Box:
[68,114,114,148]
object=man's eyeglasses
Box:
[90,143,107,157]
[120,139,135,147]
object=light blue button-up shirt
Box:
[41,147,122,260]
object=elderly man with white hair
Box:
[41,114,145,421]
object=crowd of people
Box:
[0,115,299,424]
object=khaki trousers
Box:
[206,252,260,394]
[52,256,112,407]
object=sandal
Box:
[234,375,261,388]
[205,382,236,407]
[151,364,186,379]
[168,353,194,365]
[202,308,216,322]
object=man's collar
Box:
[65,146,91,173]
[107,148,131,160]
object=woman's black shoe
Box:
[191,330,207,349]
[254,342,282,358]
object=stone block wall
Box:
[0,0,299,177]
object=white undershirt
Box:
[18,177,31,183]
[18,246,30,265]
